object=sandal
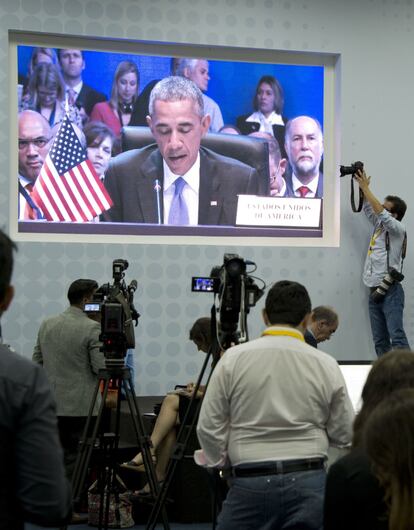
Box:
[130,480,164,499]
[120,451,156,472]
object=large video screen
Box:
[11,34,337,246]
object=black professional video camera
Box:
[90,259,140,368]
[339,161,364,177]
[371,267,404,304]
[192,253,265,348]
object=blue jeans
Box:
[368,282,410,357]
[217,469,326,530]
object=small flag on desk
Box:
[32,115,113,221]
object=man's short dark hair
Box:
[311,306,338,325]
[57,48,84,62]
[265,280,311,326]
[0,229,16,303]
[67,279,98,305]
[385,195,407,221]
[189,317,212,345]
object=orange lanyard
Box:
[262,329,305,342]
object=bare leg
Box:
[154,427,176,480]
[127,393,179,466]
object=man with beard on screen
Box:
[284,115,324,198]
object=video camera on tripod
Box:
[192,253,265,349]
[88,259,140,368]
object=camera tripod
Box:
[145,308,226,530]
[68,361,170,530]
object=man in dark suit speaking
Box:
[104,76,260,226]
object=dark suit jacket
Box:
[129,80,159,126]
[236,114,287,159]
[304,329,318,348]
[77,83,106,116]
[284,170,323,198]
[104,145,260,226]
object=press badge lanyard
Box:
[262,329,305,342]
[368,227,382,256]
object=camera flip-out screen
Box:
[84,302,101,312]
[191,277,220,293]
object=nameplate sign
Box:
[236,195,322,228]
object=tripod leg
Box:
[146,348,214,530]
[71,374,109,503]
[121,374,171,530]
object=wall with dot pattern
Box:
[1,0,414,394]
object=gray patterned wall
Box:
[1,0,414,394]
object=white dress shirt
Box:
[246,111,284,135]
[197,326,354,467]
[292,173,320,198]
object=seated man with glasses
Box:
[18,110,52,220]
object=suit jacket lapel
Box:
[138,149,164,223]
[198,149,222,225]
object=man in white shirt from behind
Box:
[196,280,354,530]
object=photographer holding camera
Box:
[354,169,410,356]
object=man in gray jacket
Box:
[33,278,105,481]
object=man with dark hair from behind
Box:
[0,229,71,529]
[305,305,339,348]
[196,280,354,530]
[33,277,105,520]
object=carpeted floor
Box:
[25,523,212,530]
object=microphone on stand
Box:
[154,179,162,224]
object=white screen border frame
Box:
[9,30,341,247]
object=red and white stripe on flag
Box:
[32,158,113,222]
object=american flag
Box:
[32,115,113,222]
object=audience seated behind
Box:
[90,61,139,143]
[324,350,414,530]
[23,62,82,128]
[84,121,116,179]
[236,74,287,159]
[121,317,212,495]
[218,124,241,135]
[172,59,224,133]
[18,47,57,101]
[121,125,270,197]
[248,131,287,197]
